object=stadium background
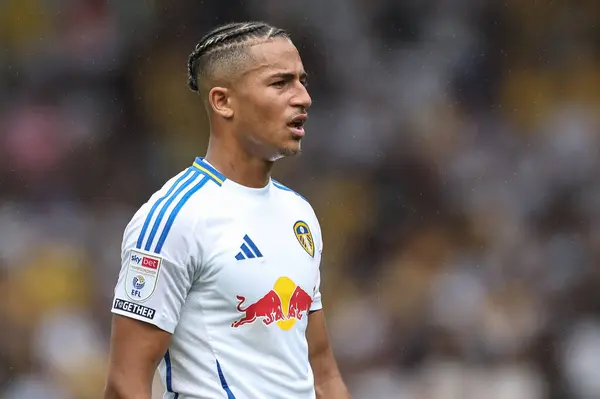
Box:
[1,1,599,398]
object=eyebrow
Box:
[269,71,308,81]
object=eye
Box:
[271,80,286,88]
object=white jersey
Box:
[111,157,323,399]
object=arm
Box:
[104,315,172,399]
[104,192,202,398]
[307,310,350,399]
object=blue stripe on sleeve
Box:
[136,168,194,249]
[144,171,200,252]
[154,175,210,254]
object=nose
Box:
[291,83,312,110]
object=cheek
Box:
[249,98,283,127]
[237,88,288,136]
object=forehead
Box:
[244,38,305,77]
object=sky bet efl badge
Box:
[293,220,314,258]
[125,249,162,302]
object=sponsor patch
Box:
[125,249,162,302]
[113,298,156,320]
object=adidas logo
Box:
[235,235,263,260]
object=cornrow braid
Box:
[187,21,289,92]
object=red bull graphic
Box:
[287,286,313,321]
[232,291,285,328]
[232,277,313,331]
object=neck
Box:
[204,137,274,188]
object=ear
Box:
[208,87,234,119]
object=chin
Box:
[265,145,300,162]
[281,142,302,157]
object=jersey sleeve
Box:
[111,199,202,334]
[310,218,324,312]
[310,270,322,312]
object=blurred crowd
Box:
[1,1,600,398]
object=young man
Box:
[104,21,350,399]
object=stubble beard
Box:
[272,142,301,161]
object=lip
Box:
[288,126,305,138]
[288,114,308,138]
[290,114,308,124]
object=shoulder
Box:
[126,161,225,255]
[272,179,325,256]
[272,179,318,214]
[272,179,311,205]
[272,179,320,227]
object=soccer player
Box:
[104,21,350,399]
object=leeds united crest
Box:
[293,221,314,258]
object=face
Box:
[230,38,312,160]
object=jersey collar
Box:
[192,157,226,185]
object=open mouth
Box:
[288,114,307,137]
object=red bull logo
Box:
[232,277,313,330]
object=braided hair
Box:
[188,21,289,93]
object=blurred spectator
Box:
[1,1,599,398]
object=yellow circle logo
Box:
[274,277,297,330]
